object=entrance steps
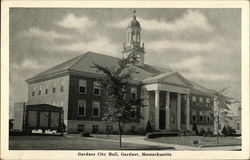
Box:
[146,130,181,138]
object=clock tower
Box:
[122,10,145,66]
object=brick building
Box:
[26,12,214,134]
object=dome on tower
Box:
[127,10,141,28]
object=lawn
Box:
[9,134,171,150]
[145,136,241,147]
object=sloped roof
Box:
[190,81,213,95]
[30,54,86,79]
[28,51,172,82]
[27,51,212,95]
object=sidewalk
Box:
[86,136,241,151]
[122,136,200,150]
[86,136,199,150]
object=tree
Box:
[213,87,234,143]
[92,54,140,147]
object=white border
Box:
[1,1,249,160]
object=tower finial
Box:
[133,9,136,19]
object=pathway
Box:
[86,136,241,151]
[86,136,199,150]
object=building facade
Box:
[26,12,214,134]
[214,101,241,135]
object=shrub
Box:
[81,132,91,137]
[192,124,199,135]
[221,125,237,136]
[146,132,179,139]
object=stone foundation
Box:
[67,120,140,134]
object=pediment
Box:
[160,74,188,85]
[143,72,191,87]
[162,73,191,87]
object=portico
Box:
[142,72,191,131]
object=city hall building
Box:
[26,13,214,134]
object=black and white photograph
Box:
[1,1,249,160]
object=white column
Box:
[165,91,170,130]
[186,94,190,131]
[155,90,160,130]
[177,93,181,130]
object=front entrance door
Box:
[159,110,166,129]
[169,93,177,130]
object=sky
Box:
[9,8,241,118]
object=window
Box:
[203,115,206,122]
[60,80,64,92]
[207,115,210,122]
[92,125,99,133]
[78,100,86,116]
[92,101,100,117]
[32,87,35,96]
[130,105,136,119]
[199,97,203,106]
[130,87,137,100]
[77,125,84,132]
[53,81,56,93]
[199,115,203,122]
[93,81,101,95]
[206,98,210,107]
[38,85,42,95]
[192,110,196,122]
[45,84,48,94]
[79,79,87,94]
[199,112,204,122]
[192,96,196,105]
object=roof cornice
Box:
[26,70,69,84]
[26,69,141,85]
